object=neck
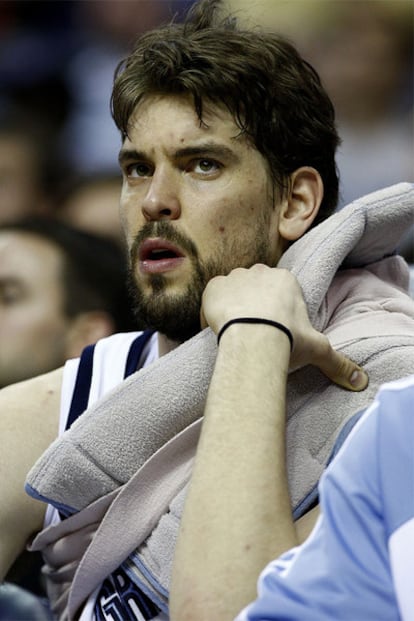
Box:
[157,332,181,357]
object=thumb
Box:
[316,347,369,392]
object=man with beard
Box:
[1,2,414,620]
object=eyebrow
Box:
[118,143,239,166]
[118,149,145,166]
[173,144,238,161]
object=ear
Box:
[64,311,116,359]
[278,167,324,242]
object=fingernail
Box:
[350,369,368,390]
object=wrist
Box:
[216,321,292,371]
[217,317,293,351]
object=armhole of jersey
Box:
[64,330,155,432]
[124,329,155,378]
[65,344,96,431]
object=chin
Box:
[128,255,215,342]
[131,287,203,343]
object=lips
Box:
[138,238,185,274]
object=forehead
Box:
[123,94,250,152]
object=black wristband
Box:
[217,317,294,351]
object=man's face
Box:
[119,94,286,342]
[0,232,71,387]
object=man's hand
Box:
[172,264,368,621]
[201,264,368,391]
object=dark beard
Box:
[127,263,208,343]
[127,222,220,343]
[127,219,271,343]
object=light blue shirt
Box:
[237,375,414,621]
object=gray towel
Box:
[27,182,414,512]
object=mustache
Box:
[130,221,199,265]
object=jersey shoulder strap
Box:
[66,330,154,430]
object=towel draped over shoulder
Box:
[26,183,414,619]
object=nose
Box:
[141,168,181,222]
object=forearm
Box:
[170,265,367,621]
[170,324,295,621]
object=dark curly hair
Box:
[111,0,340,225]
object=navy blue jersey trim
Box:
[124,330,155,379]
[65,332,155,432]
[66,344,95,430]
[95,567,161,620]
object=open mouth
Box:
[139,238,185,273]
[145,248,180,260]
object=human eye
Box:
[191,158,221,176]
[125,162,153,179]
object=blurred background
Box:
[228,0,414,207]
[0,0,412,244]
[1,2,411,612]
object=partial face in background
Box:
[119,94,286,342]
[0,232,72,387]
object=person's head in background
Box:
[0,109,61,224]
[0,217,136,388]
[57,173,123,245]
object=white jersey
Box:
[237,375,414,621]
[45,331,168,621]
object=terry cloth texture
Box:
[27,183,414,619]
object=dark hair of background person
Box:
[0,108,65,222]
[111,0,340,227]
[56,172,124,245]
[0,110,55,196]
[0,217,137,333]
